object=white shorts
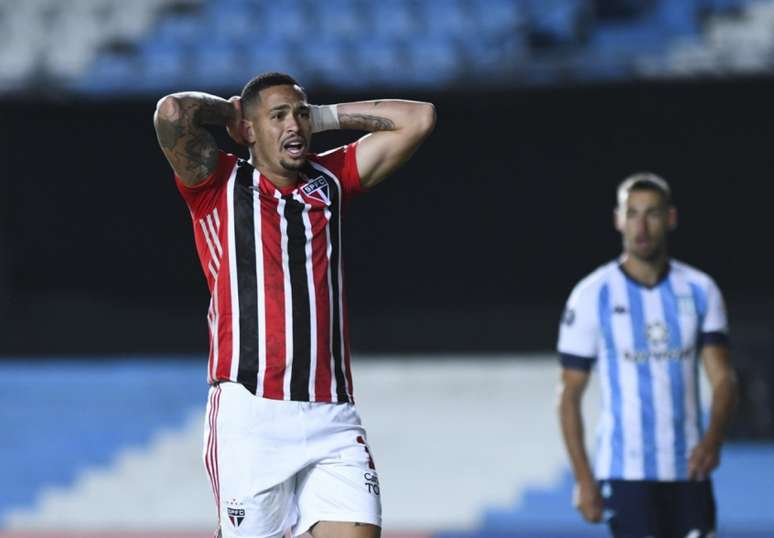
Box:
[202,382,381,538]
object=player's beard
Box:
[629,238,667,263]
[280,157,306,172]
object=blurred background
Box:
[1,0,773,537]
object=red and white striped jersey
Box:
[175,143,364,403]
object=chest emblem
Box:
[301,175,330,204]
[646,321,669,347]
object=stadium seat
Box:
[366,0,419,40]
[350,36,406,87]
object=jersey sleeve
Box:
[174,151,237,218]
[557,282,600,371]
[699,277,729,347]
[314,142,364,203]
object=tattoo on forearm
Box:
[339,113,395,132]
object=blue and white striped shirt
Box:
[557,259,728,481]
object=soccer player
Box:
[152,72,435,538]
[557,174,737,538]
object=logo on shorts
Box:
[301,175,330,204]
[226,499,246,527]
[364,472,380,496]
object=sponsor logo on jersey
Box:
[301,175,330,204]
[226,499,246,527]
[623,346,695,363]
[614,305,627,314]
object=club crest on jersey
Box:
[301,175,330,204]
[226,499,246,527]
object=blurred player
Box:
[152,72,435,538]
[557,174,737,537]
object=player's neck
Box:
[619,253,669,287]
[260,169,300,189]
[250,151,300,189]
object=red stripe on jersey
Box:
[213,235,234,382]
[310,206,333,401]
[260,180,287,400]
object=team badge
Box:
[225,499,246,527]
[301,175,330,204]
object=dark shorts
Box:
[600,479,716,538]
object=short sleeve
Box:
[313,142,364,203]
[557,283,600,370]
[174,151,237,218]
[699,277,729,347]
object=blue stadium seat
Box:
[406,35,460,85]
[311,0,365,41]
[245,38,305,80]
[77,53,138,94]
[300,36,353,86]
[190,40,244,90]
[525,0,594,48]
[415,0,473,39]
[153,12,203,49]
[367,0,419,39]
[259,0,310,41]
[202,1,260,48]
[350,36,406,87]
[471,0,528,35]
[139,42,189,91]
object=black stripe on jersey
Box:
[234,162,259,394]
[284,196,311,401]
[325,172,349,403]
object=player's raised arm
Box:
[311,99,436,189]
[153,92,242,186]
[558,367,603,523]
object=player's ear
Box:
[241,119,256,145]
[668,206,677,231]
[613,207,624,232]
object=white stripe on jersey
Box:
[199,218,221,269]
[294,193,318,401]
[254,171,267,398]
[206,214,223,258]
[226,166,240,381]
[276,192,294,398]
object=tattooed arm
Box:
[334,100,436,189]
[153,92,241,186]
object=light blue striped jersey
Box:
[557,259,728,481]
